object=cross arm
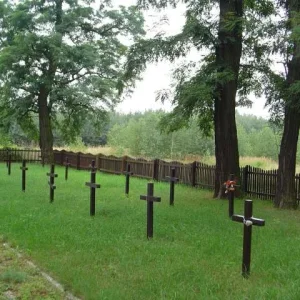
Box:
[232,214,244,223]
[20,167,28,171]
[140,195,161,202]
[47,173,58,178]
[166,176,179,182]
[85,182,101,189]
[250,217,265,226]
[123,171,134,175]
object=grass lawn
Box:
[0,163,300,299]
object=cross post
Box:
[232,199,265,278]
[7,154,12,175]
[224,174,236,218]
[166,167,179,206]
[65,157,70,181]
[85,160,100,216]
[140,183,161,239]
[20,160,28,192]
[123,164,133,195]
[47,164,58,203]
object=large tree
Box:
[126,0,274,197]
[272,0,300,208]
[0,0,144,162]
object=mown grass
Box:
[0,163,300,299]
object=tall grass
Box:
[0,163,300,299]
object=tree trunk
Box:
[38,85,54,164]
[274,107,300,208]
[213,0,243,198]
[274,0,300,209]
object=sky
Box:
[111,1,271,119]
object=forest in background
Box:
[1,109,299,164]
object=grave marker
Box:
[224,174,236,218]
[20,160,28,192]
[5,154,12,175]
[85,160,100,216]
[140,183,161,239]
[232,199,265,278]
[166,167,179,206]
[123,164,133,195]
[65,157,70,181]
[47,164,58,203]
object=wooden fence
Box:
[0,148,41,162]
[0,148,299,204]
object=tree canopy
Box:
[0,0,145,162]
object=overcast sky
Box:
[111,1,270,118]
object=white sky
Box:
[111,0,270,118]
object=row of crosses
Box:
[6,159,265,278]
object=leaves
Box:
[0,0,145,140]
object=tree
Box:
[272,0,300,208]
[126,0,274,197]
[0,0,144,162]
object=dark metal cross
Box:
[166,167,179,206]
[65,157,70,181]
[232,199,265,278]
[123,164,133,195]
[140,183,161,239]
[224,174,236,218]
[47,164,58,203]
[85,160,100,216]
[6,154,12,175]
[20,160,28,192]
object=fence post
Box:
[152,159,159,181]
[76,152,81,170]
[243,165,249,194]
[122,155,128,173]
[191,161,197,187]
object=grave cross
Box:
[85,160,100,216]
[166,167,179,206]
[5,154,12,175]
[20,160,28,192]
[224,174,236,218]
[140,183,161,239]
[232,199,265,278]
[65,157,70,181]
[46,164,58,203]
[123,164,133,195]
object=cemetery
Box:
[0,160,300,299]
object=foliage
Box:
[125,0,276,134]
[0,0,145,143]
[107,110,291,161]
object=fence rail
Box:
[0,148,299,204]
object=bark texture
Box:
[274,0,300,208]
[214,0,243,198]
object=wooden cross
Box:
[166,167,179,206]
[232,199,265,278]
[85,160,100,216]
[123,164,133,195]
[64,157,70,181]
[140,183,161,239]
[5,154,12,175]
[20,160,28,192]
[47,164,58,203]
[224,174,236,218]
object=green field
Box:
[0,163,300,299]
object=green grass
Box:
[0,163,300,299]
